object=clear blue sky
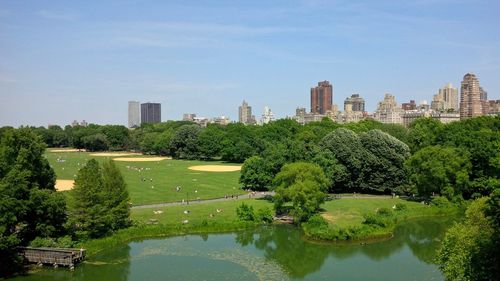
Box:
[1,0,499,127]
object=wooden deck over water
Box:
[18,247,86,269]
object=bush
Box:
[363,213,393,228]
[236,203,255,221]
[431,196,451,208]
[377,207,392,216]
[394,203,407,211]
[29,236,75,248]
[256,207,274,223]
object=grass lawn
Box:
[131,198,274,226]
[45,151,245,205]
[320,198,442,228]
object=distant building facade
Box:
[401,100,417,111]
[71,120,88,127]
[311,81,333,114]
[460,73,484,119]
[128,101,141,128]
[344,94,365,112]
[373,93,403,124]
[183,113,196,122]
[141,102,161,124]
[261,106,275,124]
[238,100,255,124]
[431,83,459,112]
[488,100,500,115]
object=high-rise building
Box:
[431,83,458,112]
[141,102,161,124]
[261,106,275,125]
[402,100,417,111]
[128,101,141,128]
[344,94,365,112]
[238,100,255,124]
[183,113,196,121]
[310,81,333,114]
[373,93,402,124]
[460,73,483,119]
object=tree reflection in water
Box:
[235,218,455,279]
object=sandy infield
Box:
[49,149,85,153]
[188,165,242,172]
[113,157,171,162]
[90,152,141,157]
[55,180,74,191]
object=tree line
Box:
[0,128,130,277]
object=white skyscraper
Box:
[261,106,275,124]
[128,101,141,128]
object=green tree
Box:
[236,202,255,221]
[405,145,471,198]
[437,196,497,280]
[170,125,201,159]
[198,125,224,159]
[273,162,330,222]
[69,159,130,239]
[0,128,66,277]
[101,160,131,230]
[359,130,410,193]
[407,117,443,153]
[240,156,274,191]
[82,133,109,152]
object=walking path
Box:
[132,192,274,209]
[131,193,396,209]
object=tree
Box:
[82,133,109,152]
[0,128,66,277]
[359,130,410,193]
[437,195,498,280]
[273,162,330,222]
[101,160,131,231]
[240,156,274,191]
[170,125,201,159]
[100,125,130,151]
[198,125,224,159]
[69,159,130,239]
[312,149,349,193]
[319,128,365,191]
[407,117,442,153]
[405,145,471,198]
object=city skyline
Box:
[1,0,500,127]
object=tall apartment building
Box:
[401,100,417,111]
[373,93,402,124]
[141,102,161,124]
[261,106,275,125]
[431,83,458,112]
[128,101,141,128]
[344,94,365,112]
[310,81,333,114]
[183,113,196,121]
[460,73,483,119]
[238,100,255,124]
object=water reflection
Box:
[237,217,454,279]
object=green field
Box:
[131,198,273,226]
[45,150,245,205]
[320,198,441,228]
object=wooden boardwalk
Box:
[18,247,86,269]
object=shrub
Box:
[256,207,274,223]
[431,196,451,208]
[377,207,392,216]
[29,236,75,248]
[363,213,393,228]
[394,203,407,211]
[236,203,255,221]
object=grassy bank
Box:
[82,198,273,256]
[302,197,460,242]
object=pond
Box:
[13,217,453,281]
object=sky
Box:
[1,0,499,127]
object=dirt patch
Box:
[188,165,241,172]
[321,213,335,222]
[90,152,141,157]
[113,157,171,162]
[55,180,74,191]
[49,149,85,153]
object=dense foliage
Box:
[68,159,130,239]
[437,192,499,281]
[0,128,67,277]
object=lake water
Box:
[13,218,453,281]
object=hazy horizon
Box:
[1,0,499,127]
